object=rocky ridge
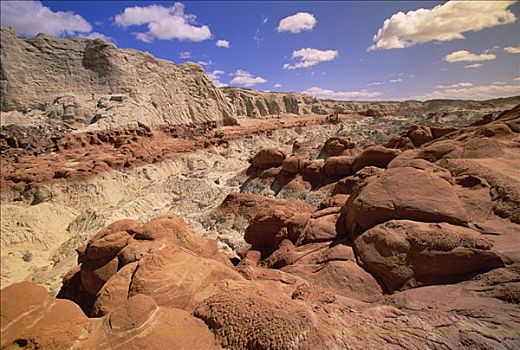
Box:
[0,27,236,129]
[222,86,520,119]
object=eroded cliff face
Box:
[222,86,520,119]
[0,27,236,129]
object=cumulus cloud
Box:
[0,0,92,37]
[465,63,483,69]
[216,39,230,48]
[407,83,520,101]
[369,1,517,50]
[283,48,338,70]
[277,12,317,33]
[366,82,383,86]
[515,77,520,81]
[229,70,267,87]
[115,3,211,42]
[444,50,496,63]
[207,70,226,87]
[504,46,520,54]
[274,83,283,88]
[179,51,192,59]
[389,79,403,83]
[303,87,381,100]
[436,82,473,89]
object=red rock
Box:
[352,145,400,172]
[91,262,138,317]
[318,194,349,209]
[1,282,90,349]
[332,166,384,195]
[388,140,464,168]
[80,256,119,296]
[387,158,453,183]
[430,126,458,139]
[88,219,143,244]
[301,159,324,184]
[303,215,338,243]
[244,206,311,256]
[318,136,355,158]
[406,125,432,147]
[128,247,243,311]
[281,155,306,174]
[322,155,354,177]
[251,147,286,170]
[194,280,324,350]
[354,220,505,292]
[344,166,468,237]
[86,230,132,260]
[385,136,415,150]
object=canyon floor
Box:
[1,107,520,349]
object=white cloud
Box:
[283,48,338,70]
[262,15,269,24]
[207,70,226,87]
[389,79,402,83]
[369,1,517,50]
[465,63,483,69]
[216,39,230,48]
[253,28,263,45]
[229,70,267,87]
[366,82,383,86]
[115,3,211,42]
[303,87,382,100]
[504,46,520,54]
[277,12,317,33]
[0,1,92,37]
[515,77,520,81]
[436,82,473,89]
[444,50,496,63]
[79,32,115,43]
[179,51,192,59]
[408,83,520,101]
[492,81,506,85]
[274,83,282,88]
[197,60,213,66]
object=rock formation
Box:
[1,27,236,129]
[222,86,520,119]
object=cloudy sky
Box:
[1,1,519,101]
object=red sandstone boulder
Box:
[244,206,311,256]
[406,125,433,147]
[318,136,356,158]
[318,194,350,209]
[322,155,354,177]
[354,220,505,292]
[344,167,468,237]
[332,166,384,195]
[194,280,324,350]
[251,147,287,170]
[281,155,306,174]
[385,135,415,150]
[1,282,90,349]
[352,145,400,173]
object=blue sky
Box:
[1,1,519,100]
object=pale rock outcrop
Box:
[0,27,235,129]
